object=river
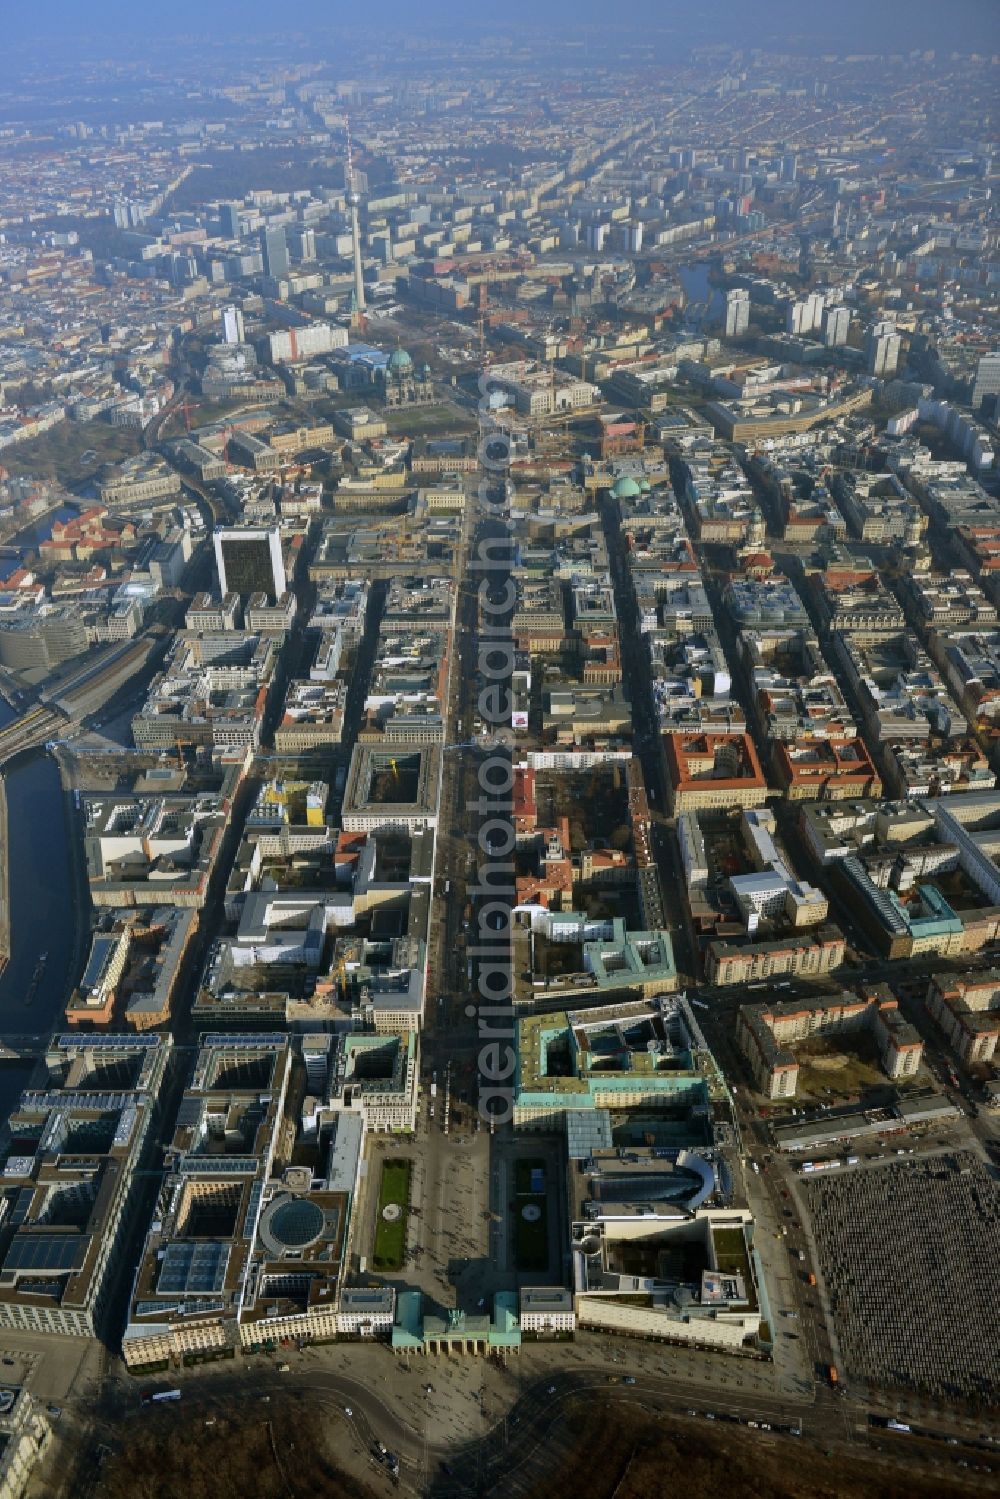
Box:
[0,501,80,583]
[6,501,79,551]
[678,263,724,327]
[0,701,77,1049]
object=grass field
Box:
[0,419,143,487]
[384,403,477,438]
[372,1158,411,1272]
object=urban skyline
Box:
[0,10,995,1499]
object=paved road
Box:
[92,1346,995,1499]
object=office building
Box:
[664,731,768,813]
[0,1035,170,1338]
[823,304,851,348]
[288,226,316,262]
[213,526,286,603]
[971,352,1000,413]
[222,305,245,345]
[220,202,241,239]
[515,996,714,1126]
[307,1030,419,1134]
[123,1034,361,1366]
[725,288,750,339]
[266,322,348,364]
[786,293,824,337]
[261,225,290,280]
[866,319,902,378]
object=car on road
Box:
[623,1376,637,1385]
[547,1385,557,1394]
[344,1407,353,1417]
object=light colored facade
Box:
[925,972,1000,1063]
[0,1390,51,1499]
[275,680,346,752]
[706,930,846,986]
[65,928,130,1025]
[98,461,181,508]
[213,526,286,602]
[337,1287,395,1338]
[320,1031,418,1133]
[246,591,297,635]
[676,811,709,890]
[519,1288,576,1334]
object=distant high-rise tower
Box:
[261,225,290,280]
[781,152,798,182]
[289,226,317,262]
[971,352,1000,412]
[823,305,851,348]
[222,305,245,345]
[866,319,901,378]
[345,118,366,316]
[725,288,750,339]
[220,202,241,239]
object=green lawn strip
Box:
[372,1158,412,1271]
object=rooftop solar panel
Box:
[4,1233,85,1274]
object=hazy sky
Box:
[5,0,999,51]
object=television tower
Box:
[346,117,366,317]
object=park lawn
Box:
[372,1158,411,1271]
[0,418,142,487]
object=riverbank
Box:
[53,746,93,1018]
[0,772,8,978]
[0,731,79,1040]
[0,496,79,548]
